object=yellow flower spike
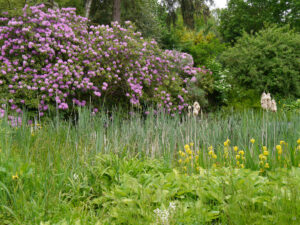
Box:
[240,164,244,169]
[263,146,267,151]
[224,139,230,147]
[212,154,217,159]
[189,156,192,160]
[184,144,190,150]
[195,155,199,160]
[250,138,255,144]
[236,155,241,160]
[259,154,264,160]
[12,173,18,180]
[259,160,264,165]
[276,145,282,154]
[190,142,194,147]
[236,161,240,166]
[263,151,269,156]
[238,150,245,156]
[297,138,300,145]
[233,146,238,152]
[264,163,270,169]
[208,150,213,156]
[280,141,285,145]
[208,145,213,151]
[178,159,182,164]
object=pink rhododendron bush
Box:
[0,4,209,118]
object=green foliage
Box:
[221,25,300,99]
[219,0,300,43]
[282,99,300,112]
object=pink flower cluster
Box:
[0,5,210,117]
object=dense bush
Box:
[221,26,300,99]
[0,4,209,118]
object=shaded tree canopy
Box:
[219,0,300,43]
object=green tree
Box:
[219,0,300,44]
[221,25,300,98]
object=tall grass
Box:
[1,108,299,169]
[0,108,299,224]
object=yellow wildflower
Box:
[264,163,270,169]
[242,157,246,161]
[276,145,282,154]
[195,155,199,160]
[178,159,182,164]
[224,139,230,147]
[263,146,267,151]
[208,150,213,156]
[208,145,213,151]
[236,155,240,160]
[236,161,240,166]
[259,160,264,165]
[250,138,255,144]
[297,138,300,145]
[187,149,192,155]
[240,164,244,169]
[212,163,217,168]
[190,142,194,147]
[12,173,18,180]
[233,146,238,152]
[280,140,285,145]
[259,154,267,161]
[212,154,217,159]
[184,144,190,150]
[263,151,269,156]
[238,150,245,156]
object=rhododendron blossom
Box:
[0,5,210,119]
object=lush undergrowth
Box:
[0,109,299,224]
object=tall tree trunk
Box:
[113,0,121,22]
[180,0,195,29]
[85,0,93,19]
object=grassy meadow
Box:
[0,109,299,224]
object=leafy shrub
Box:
[0,4,209,118]
[221,26,300,99]
[174,27,226,67]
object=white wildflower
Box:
[73,173,79,180]
[193,101,200,111]
[270,99,277,112]
[261,92,277,112]
[169,202,176,212]
[261,92,268,110]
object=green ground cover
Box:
[0,109,299,224]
